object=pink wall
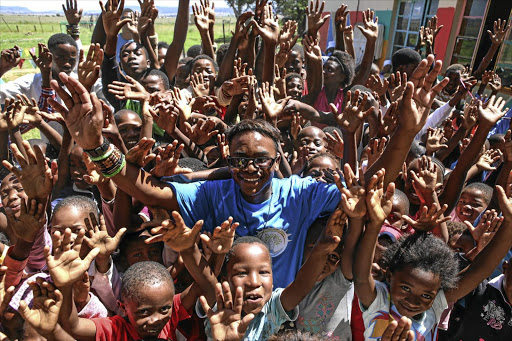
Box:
[435,7,456,62]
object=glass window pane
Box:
[412,0,425,18]
[464,0,487,17]
[395,32,407,45]
[407,33,418,47]
[453,38,478,58]
[428,0,439,15]
[409,18,421,32]
[397,16,409,30]
[495,66,512,88]
[450,55,472,66]
[499,43,512,64]
[399,1,412,16]
[459,18,483,38]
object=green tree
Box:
[274,0,308,33]
[226,0,254,18]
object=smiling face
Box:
[122,283,174,338]
[286,76,304,99]
[51,43,77,77]
[229,131,279,204]
[51,206,89,245]
[455,188,488,224]
[116,110,143,150]
[444,71,461,95]
[0,174,27,219]
[297,127,327,157]
[226,243,273,315]
[389,266,441,318]
[120,42,149,78]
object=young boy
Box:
[295,126,328,158]
[450,182,493,224]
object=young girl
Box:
[354,169,512,340]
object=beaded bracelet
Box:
[67,24,80,37]
[89,143,115,162]
[93,145,126,178]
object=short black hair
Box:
[187,45,203,58]
[382,232,459,290]
[305,152,338,171]
[226,119,281,153]
[113,109,140,125]
[121,261,174,302]
[393,189,410,216]
[446,221,467,239]
[216,43,230,66]
[222,236,271,276]
[328,50,355,88]
[190,54,219,73]
[391,48,421,71]
[178,157,208,172]
[488,133,505,147]
[120,41,149,60]
[53,195,99,220]
[290,44,304,59]
[445,63,465,76]
[143,68,170,90]
[464,182,493,204]
[408,140,426,159]
[157,42,169,49]
[285,72,302,83]
[47,33,78,52]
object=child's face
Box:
[51,206,90,244]
[297,127,327,157]
[140,75,166,94]
[455,188,488,223]
[51,43,77,77]
[123,239,163,267]
[448,233,474,255]
[303,156,338,181]
[175,64,190,89]
[122,283,174,338]
[444,71,461,95]
[372,237,391,282]
[70,146,89,190]
[120,42,149,77]
[285,51,303,74]
[385,198,408,229]
[286,77,303,99]
[303,241,340,282]
[0,174,27,219]
[226,243,273,315]
[388,266,441,318]
[117,111,143,150]
[228,131,279,203]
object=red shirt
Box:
[92,294,190,341]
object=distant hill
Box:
[0,5,234,15]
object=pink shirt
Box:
[313,86,344,129]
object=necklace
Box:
[238,188,274,232]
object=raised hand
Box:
[201,0,215,26]
[358,8,378,41]
[399,55,448,133]
[125,137,156,167]
[388,71,407,102]
[2,141,53,200]
[332,89,374,133]
[381,316,414,341]
[402,203,450,232]
[339,164,367,218]
[46,228,100,288]
[78,43,104,91]
[279,20,297,45]
[489,73,502,93]
[152,101,179,134]
[324,130,344,159]
[306,0,331,36]
[200,282,255,341]
[476,149,502,171]
[5,198,45,243]
[377,101,399,138]
[0,98,27,131]
[51,73,104,150]
[183,118,219,145]
[29,43,53,76]
[464,209,499,242]
[100,0,132,38]
[259,82,290,124]
[251,3,280,45]
[200,217,239,254]
[409,156,438,202]
[461,99,478,130]
[497,171,512,220]
[365,137,387,169]
[487,19,511,45]
[290,146,308,175]
[149,140,193,177]
[222,76,251,97]
[478,95,508,128]
[1,45,22,71]
[425,128,448,155]
[321,207,346,250]
[84,213,126,257]
[303,34,323,62]
[108,74,150,101]
[427,15,443,44]
[193,2,210,33]
[335,4,350,33]
[366,169,395,223]
[63,0,83,25]
[145,211,203,252]
[366,74,389,97]
[191,73,210,97]
[18,94,43,127]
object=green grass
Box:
[0,14,236,82]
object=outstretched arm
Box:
[163,0,190,81]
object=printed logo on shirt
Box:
[481,300,506,330]
[256,228,292,257]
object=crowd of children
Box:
[0,0,512,340]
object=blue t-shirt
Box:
[168,175,340,288]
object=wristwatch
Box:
[84,138,110,158]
